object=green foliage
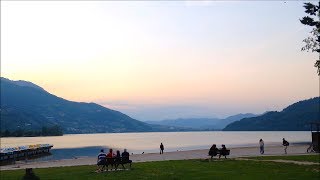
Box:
[41,125,63,136]
[0,125,63,137]
[224,97,320,131]
[0,159,319,179]
[247,154,320,163]
[302,2,319,16]
[301,28,319,53]
[300,2,320,75]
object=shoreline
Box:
[0,144,314,171]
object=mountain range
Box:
[1,77,188,134]
[223,97,319,131]
[146,113,257,130]
[1,77,319,134]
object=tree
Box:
[300,2,320,124]
[300,2,320,75]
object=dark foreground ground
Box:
[0,154,319,180]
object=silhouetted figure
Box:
[97,149,107,171]
[259,139,264,154]
[160,143,164,154]
[116,150,121,158]
[219,144,228,159]
[22,168,40,180]
[208,144,219,160]
[282,138,289,154]
[115,150,121,169]
[307,143,315,153]
[121,149,132,168]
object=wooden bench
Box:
[104,157,132,170]
[218,149,230,159]
[208,149,230,159]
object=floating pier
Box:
[0,144,53,164]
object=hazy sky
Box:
[1,1,319,121]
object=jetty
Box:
[0,144,53,164]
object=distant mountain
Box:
[146,113,257,130]
[1,77,45,92]
[0,77,179,134]
[223,97,320,131]
[146,118,220,130]
[214,113,257,129]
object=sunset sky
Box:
[1,1,318,121]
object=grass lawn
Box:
[246,154,320,163]
[1,158,319,180]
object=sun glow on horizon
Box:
[1,1,318,120]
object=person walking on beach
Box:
[259,139,264,154]
[282,138,289,154]
[307,143,315,153]
[160,143,164,154]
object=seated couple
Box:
[97,148,132,171]
[208,144,229,159]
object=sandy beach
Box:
[0,144,314,171]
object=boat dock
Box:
[0,144,53,164]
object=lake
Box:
[0,131,311,161]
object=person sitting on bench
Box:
[208,144,219,159]
[121,149,132,168]
[219,144,228,159]
[97,149,107,171]
[106,149,116,170]
[114,150,123,169]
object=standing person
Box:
[307,143,315,153]
[259,139,264,154]
[160,143,164,154]
[282,138,289,154]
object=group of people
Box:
[97,148,132,172]
[96,142,165,171]
[208,144,229,159]
[208,138,290,160]
[97,138,294,170]
[259,138,290,154]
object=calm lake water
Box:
[0,131,311,161]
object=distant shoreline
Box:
[1,129,314,138]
